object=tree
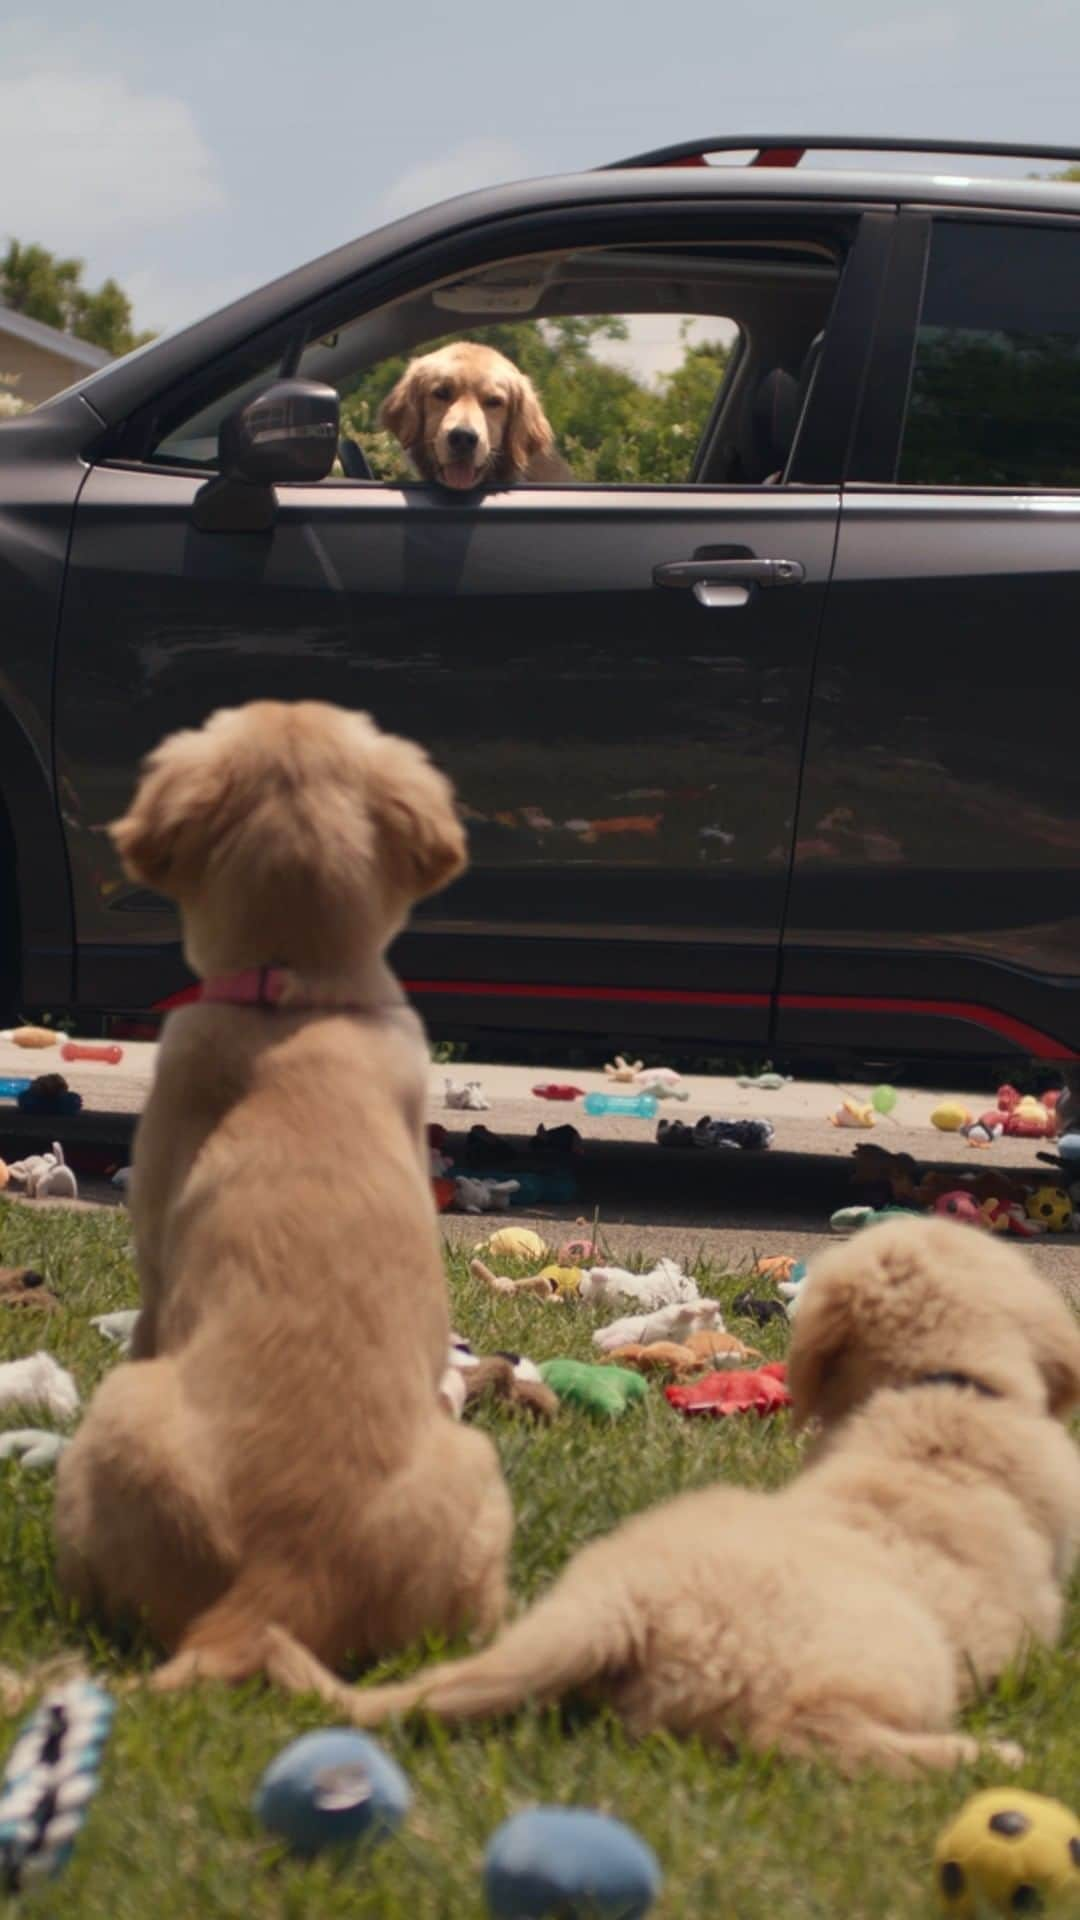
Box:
[0,240,154,357]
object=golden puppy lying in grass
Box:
[54,700,512,1689]
[274,1217,1080,1775]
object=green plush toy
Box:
[539,1359,648,1417]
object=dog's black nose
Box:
[447,426,479,455]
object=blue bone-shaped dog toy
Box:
[0,1679,114,1891]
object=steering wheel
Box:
[337,436,374,480]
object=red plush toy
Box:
[665,1360,791,1418]
[933,1190,984,1227]
[533,1084,585,1101]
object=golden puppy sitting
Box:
[54,700,512,1693]
[380,340,571,490]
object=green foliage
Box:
[3,1199,1079,1916]
[339,315,731,484]
[1,240,154,359]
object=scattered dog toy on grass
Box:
[0,1269,59,1313]
[0,1353,79,1421]
[592,1300,725,1353]
[539,1359,647,1418]
[934,1788,1080,1917]
[474,1227,548,1263]
[483,1806,662,1919]
[0,1430,68,1471]
[665,1361,790,1418]
[255,1729,410,1858]
[0,1679,114,1891]
[578,1259,699,1311]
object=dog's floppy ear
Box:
[503,370,554,479]
[1027,1289,1080,1417]
[108,726,234,896]
[379,365,424,451]
[786,1271,856,1428]
[367,728,467,901]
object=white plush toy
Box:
[578,1258,699,1311]
[636,1068,689,1102]
[6,1142,77,1200]
[0,1352,80,1422]
[444,1078,491,1111]
[592,1299,724,1353]
[90,1310,140,1354]
[453,1176,520,1214]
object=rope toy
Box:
[0,1678,114,1890]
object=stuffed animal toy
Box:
[731,1292,790,1327]
[1025,1185,1074,1232]
[578,1258,699,1311]
[470,1257,566,1301]
[484,1807,661,1920]
[592,1300,724,1354]
[604,1340,701,1377]
[1005,1095,1056,1139]
[15,1075,82,1117]
[453,1176,519,1214]
[851,1144,921,1204]
[4,1025,59,1049]
[980,1196,1043,1239]
[5,1142,77,1200]
[604,1055,644,1083]
[0,1352,79,1421]
[474,1226,548,1263]
[931,1101,972,1132]
[0,1429,68,1471]
[531,1084,584,1101]
[533,1123,583,1157]
[558,1222,600,1265]
[539,1359,648,1417]
[464,1125,518,1164]
[684,1329,762,1364]
[636,1067,688,1101]
[0,1268,59,1312]
[444,1077,490,1111]
[829,1098,875,1129]
[442,1337,559,1421]
[753,1254,799,1283]
[933,1191,984,1227]
[963,1110,1008,1147]
[0,1678,115,1890]
[665,1361,790,1418]
[736,1071,791,1090]
[935,1788,1080,1916]
[657,1116,774,1152]
[90,1309,140,1352]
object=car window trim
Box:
[848,204,1080,488]
[105,198,873,477]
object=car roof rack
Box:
[603,134,1080,171]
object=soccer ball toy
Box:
[935,1788,1080,1915]
[1025,1186,1074,1233]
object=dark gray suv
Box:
[2,134,1078,1072]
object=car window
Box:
[146,237,843,487]
[899,219,1080,487]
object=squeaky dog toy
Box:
[0,1679,114,1891]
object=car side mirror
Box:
[192,379,340,532]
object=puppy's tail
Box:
[265,1580,633,1730]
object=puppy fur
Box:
[380,340,571,490]
[262,1217,1080,1775]
[53,699,513,1690]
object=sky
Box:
[3,0,1080,345]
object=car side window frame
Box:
[106,201,887,493]
[847,205,1080,490]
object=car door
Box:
[54,205,884,1044]
[778,211,1080,1064]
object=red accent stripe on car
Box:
[777,994,1079,1061]
[403,981,1077,1059]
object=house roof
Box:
[0,303,112,370]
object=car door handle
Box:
[653,557,805,608]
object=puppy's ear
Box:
[503,371,554,479]
[786,1272,856,1428]
[368,730,467,901]
[379,366,423,451]
[1028,1291,1080,1417]
[108,726,232,897]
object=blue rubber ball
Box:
[484,1807,662,1919]
[254,1729,410,1857]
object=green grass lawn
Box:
[2,1197,1080,1917]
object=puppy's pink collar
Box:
[154,968,381,1014]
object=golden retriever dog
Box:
[379,340,571,490]
[264,1218,1080,1776]
[53,700,513,1691]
